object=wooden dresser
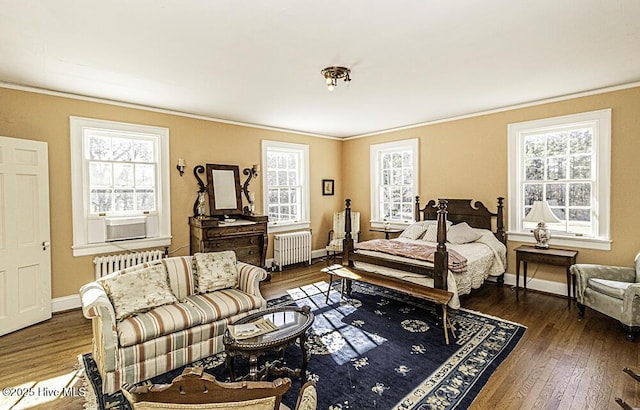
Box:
[189,215,268,268]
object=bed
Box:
[342,197,507,309]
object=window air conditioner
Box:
[105,216,147,242]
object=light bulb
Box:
[327,84,335,91]
[325,77,332,85]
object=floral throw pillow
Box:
[102,264,178,321]
[193,251,239,293]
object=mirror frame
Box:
[205,164,243,216]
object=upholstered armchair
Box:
[326,210,360,261]
[571,253,640,341]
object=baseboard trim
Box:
[486,273,570,298]
[266,249,326,271]
[52,294,81,313]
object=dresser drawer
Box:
[202,235,261,251]
[204,224,262,239]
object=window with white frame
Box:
[370,139,419,227]
[262,140,310,232]
[70,117,171,256]
[508,109,611,250]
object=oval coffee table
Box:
[223,305,314,383]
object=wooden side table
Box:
[369,227,403,240]
[515,245,578,302]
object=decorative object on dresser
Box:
[341,197,507,309]
[242,164,260,215]
[514,245,578,304]
[523,200,561,249]
[190,163,269,269]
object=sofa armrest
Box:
[237,262,268,297]
[79,282,116,323]
[623,284,640,320]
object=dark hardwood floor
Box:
[0,260,637,409]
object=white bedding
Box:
[353,229,506,309]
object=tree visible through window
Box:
[87,132,157,214]
[370,139,419,225]
[262,140,310,231]
[508,109,611,249]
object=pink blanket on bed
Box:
[354,239,468,273]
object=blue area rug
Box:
[82,281,525,409]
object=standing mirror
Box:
[206,164,243,216]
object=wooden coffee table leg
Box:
[248,354,258,381]
[300,332,309,383]
[226,351,236,382]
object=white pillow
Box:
[447,222,482,245]
[399,222,429,240]
[102,264,178,321]
[193,251,239,293]
[421,224,440,242]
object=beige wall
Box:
[0,87,344,299]
[344,86,640,283]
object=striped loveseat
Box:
[79,254,268,394]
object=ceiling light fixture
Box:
[321,66,351,91]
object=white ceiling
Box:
[1,1,639,138]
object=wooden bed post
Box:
[496,197,506,244]
[414,196,421,221]
[434,199,448,290]
[343,198,353,267]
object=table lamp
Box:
[523,200,561,249]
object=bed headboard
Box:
[417,197,506,244]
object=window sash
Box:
[370,139,419,226]
[507,109,611,250]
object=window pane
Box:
[287,171,297,185]
[569,209,590,222]
[268,189,278,204]
[525,159,544,180]
[114,189,135,211]
[135,164,155,188]
[570,155,591,179]
[287,154,297,169]
[546,157,566,180]
[89,162,112,187]
[569,183,591,206]
[402,152,412,166]
[133,140,154,162]
[524,134,545,157]
[546,183,565,206]
[524,184,543,205]
[277,171,287,185]
[392,153,402,168]
[569,129,592,154]
[136,189,155,211]
[402,168,412,185]
[279,190,288,204]
[382,153,391,169]
[111,137,133,162]
[392,169,401,185]
[551,207,566,221]
[382,170,390,185]
[277,155,286,169]
[91,189,112,212]
[113,163,134,188]
[88,135,111,160]
[546,132,567,156]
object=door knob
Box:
[42,241,50,250]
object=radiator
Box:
[273,231,312,271]
[93,249,164,279]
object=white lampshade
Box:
[523,201,561,223]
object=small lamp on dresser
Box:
[523,200,561,249]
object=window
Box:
[262,140,310,232]
[370,139,419,228]
[70,117,171,256]
[508,109,611,250]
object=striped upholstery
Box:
[117,302,205,347]
[80,253,269,395]
[185,289,267,323]
[161,256,196,300]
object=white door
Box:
[0,136,51,336]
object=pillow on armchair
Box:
[193,251,239,293]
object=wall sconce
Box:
[176,158,186,176]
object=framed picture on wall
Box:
[322,179,334,196]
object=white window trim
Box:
[507,109,611,250]
[70,116,171,256]
[370,138,419,229]
[261,140,310,234]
